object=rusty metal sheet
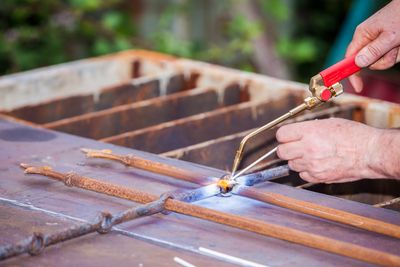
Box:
[1,118,399,266]
[4,73,197,125]
[42,85,247,140]
[163,105,356,170]
[5,77,159,124]
[102,93,302,153]
[0,50,181,111]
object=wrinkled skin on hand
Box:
[346,0,400,92]
[276,118,389,183]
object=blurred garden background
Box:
[1,0,398,96]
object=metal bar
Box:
[374,197,400,208]
[0,175,218,260]
[236,164,290,186]
[303,179,400,207]
[161,105,356,170]
[80,148,216,185]
[43,85,245,139]
[83,148,400,240]
[20,163,219,203]
[42,88,219,139]
[101,94,301,153]
[240,158,285,175]
[6,76,172,124]
[0,197,231,266]
[232,147,278,180]
[16,164,400,267]
[163,129,277,171]
[233,185,400,239]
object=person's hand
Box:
[346,0,400,92]
[276,118,386,183]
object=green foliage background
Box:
[0,0,356,81]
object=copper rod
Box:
[81,148,213,185]
[21,164,400,267]
[234,186,400,239]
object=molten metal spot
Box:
[217,174,234,194]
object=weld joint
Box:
[28,232,45,256]
[97,212,113,234]
[158,192,175,215]
[64,172,77,187]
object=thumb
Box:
[355,31,397,68]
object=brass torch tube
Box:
[231,102,308,176]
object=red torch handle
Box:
[319,55,361,87]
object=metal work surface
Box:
[1,116,400,266]
[1,50,400,266]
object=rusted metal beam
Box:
[16,164,400,267]
[101,93,302,153]
[304,179,400,207]
[374,197,400,208]
[81,147,400,241]
[5,74,190,124]
[43,84,246,139]
[233,185,400,239]
[162,105,356,170]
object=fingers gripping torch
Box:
[218,55,361,193]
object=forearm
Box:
[368,129,400,179]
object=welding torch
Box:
[220,55,361,193]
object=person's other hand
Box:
[346,0,400,92]
[276,118,384,183]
